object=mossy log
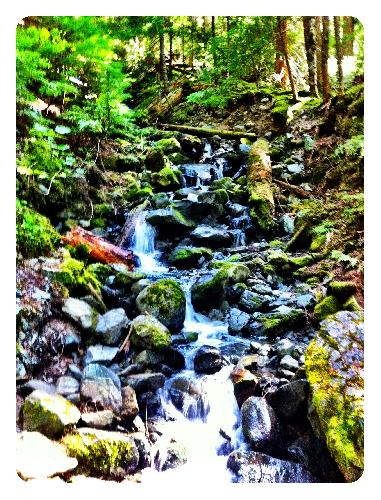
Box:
[147,79,188,115]
[159,123,257,140]
[62,227,134,268]
[247,139,275,233]
[273,179,311,199]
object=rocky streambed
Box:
[16,135,364,484]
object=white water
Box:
[130,212,168,273]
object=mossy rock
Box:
[153,137,181,154]
[136,279,186,331]
[145,148,166,172]
[152,166,181,191]
[22,390,81,438]
[314,295,341,323]
[126,185,153,202]
[53,257,103,296]
[113,271,147,288]
[327,281,357,301]
[286,223,312,252]
[267,249,289,267]
[168,246,213,269]
[310,234,328,252]
[289,254,315,268]
[343,295,361,312]
[146,208,194,232]
[86,263,113,284]
[260,309,306,337]
[62,428,139,479]
[191,270,229,312]
[90,217,107,230]
[130,314,172,351]
[305,311,364,482]
[209,261,250,283]
[167,152,191,165]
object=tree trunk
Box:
[274,19,289,89]
[315,17,323,93]
[211,16,217,67]
[342,16,354,55]
[159,18,168,86]
[278,17,298,101]
[303,16,319,97]
[321,16,330,103]
[189,16,196,69]
[334,16,344,95]
[169,26,173,78]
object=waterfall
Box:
[130,212,167,273]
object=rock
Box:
[132,432,152,469]
[18,379,57,397]
[190,225,232,248]
[136,279,186,331]
[194,346,224,375]
[154,440,187,472]
[228,308,251,334]
[120,386,139,418]
[168,246,213,269]
[137,391,161,418]
[146,208,194,233]
[276,338,296,357]
[191,270,228,311]
[124,373,165,394]
[161,347,186,370]
[82,363,121,390]
[227,450,315,483]
[22,390,81,438]
[241,396,281,454]
[280,355,299,372]
[130,314,171,351]
[209,261,251,282]
[231,365,259,407]
[62,298,99,332]
[259,308,306,336]
[16,431,78,480]
[296,293,315,308]
[266,380,309,421]
[131,279,151,295]
[56,376,80,396]
[152,166,181,191]
[239,290,269,312]
[314,295,341,322]
[305,311,364,482]
[95,308,128,345]
[327,281,357,301]
[168,376,209,420]
[83,345,119,365]
[80,410,115,429]
[40,318,81,353]
[80,364,122,412]
[279,214,295,235]
[134,350,165,368]
[62,428,139,479]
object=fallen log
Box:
[62,227,134,269]
[159,123,257,141]
[273,179,311,199]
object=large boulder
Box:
[191,270,228,311]
[194,346,224,375]
[305,311,364,482]
[227,450,315,483]
[123,373,166,394]
[146,208,194,234]
[17,431,78,480]
[209,261,250,282]
[168,376,209,420]
[241,396,281,454]
[62,298,99,332]
[154,440,187,472]
[168,246,213,269]
[22,390,81,438]
[136,279,186,331]
[95,308,129,345]
[228,308,251,334]
[130,314,171,351]
[80,363,122,412]
[265,379,309,422]
[190,225,232,248]
[62,428,140,479]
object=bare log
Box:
[159,123,257,140]
[62,227,134,268]
[273,179,311,199]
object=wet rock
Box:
[22,390,81,438]
[168,246,213,269]
[136,279,186,331]
[168,376,209,420]
[231,365,259,407]
[161,347,186,370]
[131,278,151,295]
[56,376,80,397]
[146,208,194,233]
[191,270,228,311]
[130,314,171,351]
[194,346,224,374]
[305,311,364,482]
[82,363,121,390]
[80,410,115,429]
[137,391,161,418]
[228,308,251,334]
[132,432,152,469]
[95,308,128,345]
[227,450,316,483]
[241,396,281,454]
[279,214,295,235]
[134,350,165,368]
[16,359,26,378]
[296,293,315,308]
[124,373,165,394]
[83,345,119,365]
[266,379,309,421]
[17,379,57,397]
[239,290,269,312]
[190,224,232,248]
[154,440,187,472]
[120,386,139,418]
[68,364,83,381]
[80,363,122,412]
[62,298,99,332]
[62,428,139,479]
[280,355,299,372]
[17,431,78,480]
[276,338,297,357]
[209,261,251,283]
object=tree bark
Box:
[322,16,330,103]
[159,17,168,86]
[278,17,298,101]
[315,17,323,93]
[334,16,344,96]
[303,16,319,97]
[62,227,135,268]
[211,16,217,67]
[342,16,354,56]
[159,123,257,140]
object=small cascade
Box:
[130,212,167,273]
[230,211,252,247]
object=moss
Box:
[126,185,153,202]
[136,279,186,331]
[167,152,191,165]
[130,314,172,350]
[152,166,181,190]
[306,277,319,286]
[261,309,305,336]
[314,295,341,322]
[286,223,312,252]
[213,189,229,204]
[227,254,241,263]
[153,137,181,154]
[310,233,327,251]
[62,429,138,479]
[54,257,102,296]
[269,239,286,248]
[328,281,357,301]
[209,261,250,282]
[87,263,113,284]
[191,270,229,311]
[168,246,213,269]
[211,177,234,191]
[114,271,147,288]
[16,200,60,258]
[289,254,315,268]
[90,217,107,229]
[343,295,361,312]
[68,243,91,261]
[263,264,275,275]
[249,186,274,233]
[94,203,114,217]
